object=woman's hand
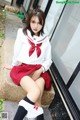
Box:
[31,68,43,81]
[3,64,12,70]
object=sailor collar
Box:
[26,29,47,43]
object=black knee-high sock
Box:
[14,106,27,120]
[13,96,34,120]
[24,96,34,105]
[37,114,44,120]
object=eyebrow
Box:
[31,20,41,24]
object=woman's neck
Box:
[34,33,38,36]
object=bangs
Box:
[38,15,44,25]
[31,15,43,26]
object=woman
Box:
[5,9,52,120]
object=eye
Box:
[31,20,35,23]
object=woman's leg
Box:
[35,77,45,120]
[35,77,45,106]
[20,76,41,102]
[14,76,44,120]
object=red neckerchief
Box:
[28,38,42,57]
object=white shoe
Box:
[19,100,43,118]
[26,105,43,118]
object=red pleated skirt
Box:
[10,63,51,90]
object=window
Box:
[51,4,80,111]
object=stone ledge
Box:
[0,40,55,106]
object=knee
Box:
[33,86,41,97]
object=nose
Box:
[34,23,38,28]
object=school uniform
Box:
[10,28,52,90]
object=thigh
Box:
[20,76,39,92]
[35,77,45,96]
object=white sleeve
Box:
[42,42,52,71]
[12,29,23,66]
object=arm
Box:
[31,67,43,80]
[3,64,12,70]
[31,41,52,80]
[42,41,52,72]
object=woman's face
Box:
[30,16,43,35]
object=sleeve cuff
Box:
[41,66,45,73]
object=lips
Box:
[33,29,37,31]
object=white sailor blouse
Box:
[12,28,52,72]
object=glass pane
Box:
[69,72,80,110]
[41,0,64,36]
[51,3,80,110]
[51,4,80,84]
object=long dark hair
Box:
[23,9,45,36]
